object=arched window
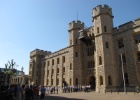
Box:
[108,75,112,85]
[105,42,109,48]
[99,56,102,65]
[100,76,103,86]
[76,78,78,85]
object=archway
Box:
[89,76,96,89]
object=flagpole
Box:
[120,54,126,93]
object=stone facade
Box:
[29,5,140,92]
[11,71,29,85]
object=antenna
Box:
[77,11,78,21]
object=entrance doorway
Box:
[89,76,96,89]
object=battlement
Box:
[30,49,51,58]
[69,20,84,31]
[113,17,140,34]
[134,18,140,27]
[45,46,69,59]
[92,4,113,18]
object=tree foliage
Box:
[4,59,16,76]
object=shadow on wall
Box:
[45,95,85,100]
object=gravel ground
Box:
[40,92,140,100]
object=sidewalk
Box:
[44,92,140,100]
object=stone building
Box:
[29,4,140,92]
[11,71,29,85]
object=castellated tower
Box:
[68,20,84,45]
[93,5,117,92]
[29,49,51,85]
[68,20,84,85]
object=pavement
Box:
[42,92,140,100]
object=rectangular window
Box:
[57,58,59,64]
[118,38,124,48]
[47,79,49,85]
[120,54,126,64]
[122,54,126,64]
[104,26,107,32]
[52,59,54,65]
[47,70,49,76]
[91,47,94,55]
[105,42,109,48]
[75,39,77,44]
[99,56,102,65]
[62,56,65,63]
[57,78,59,85]
[52,69,54,74]
[47,61,50,66]
[75,52,78,57]
[63,67,65,73]
[137,52,140,61]
[97,27,99,33]
[51,79,53,85]
[70,39,72,45]
[134,34,140,44]
[57,68,59,73]
[70,63,72,70]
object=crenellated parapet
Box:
[113,18,140,34]
[30,49,51,58]
[134,18,140,27]
[45,47,69,59]
[68,20,84,32]
[92,4,113,19]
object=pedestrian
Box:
[16,84,22,100]
[5,85,15,100]
[21,85,25,100]
[24,86,32,100]
[40,86,46,100]
[55,86,58,94]
[53,86,55,94]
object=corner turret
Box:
[30,49,51,58]
[92,4,113,20]
[68,20,84,32]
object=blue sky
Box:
[0,0,140,74]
